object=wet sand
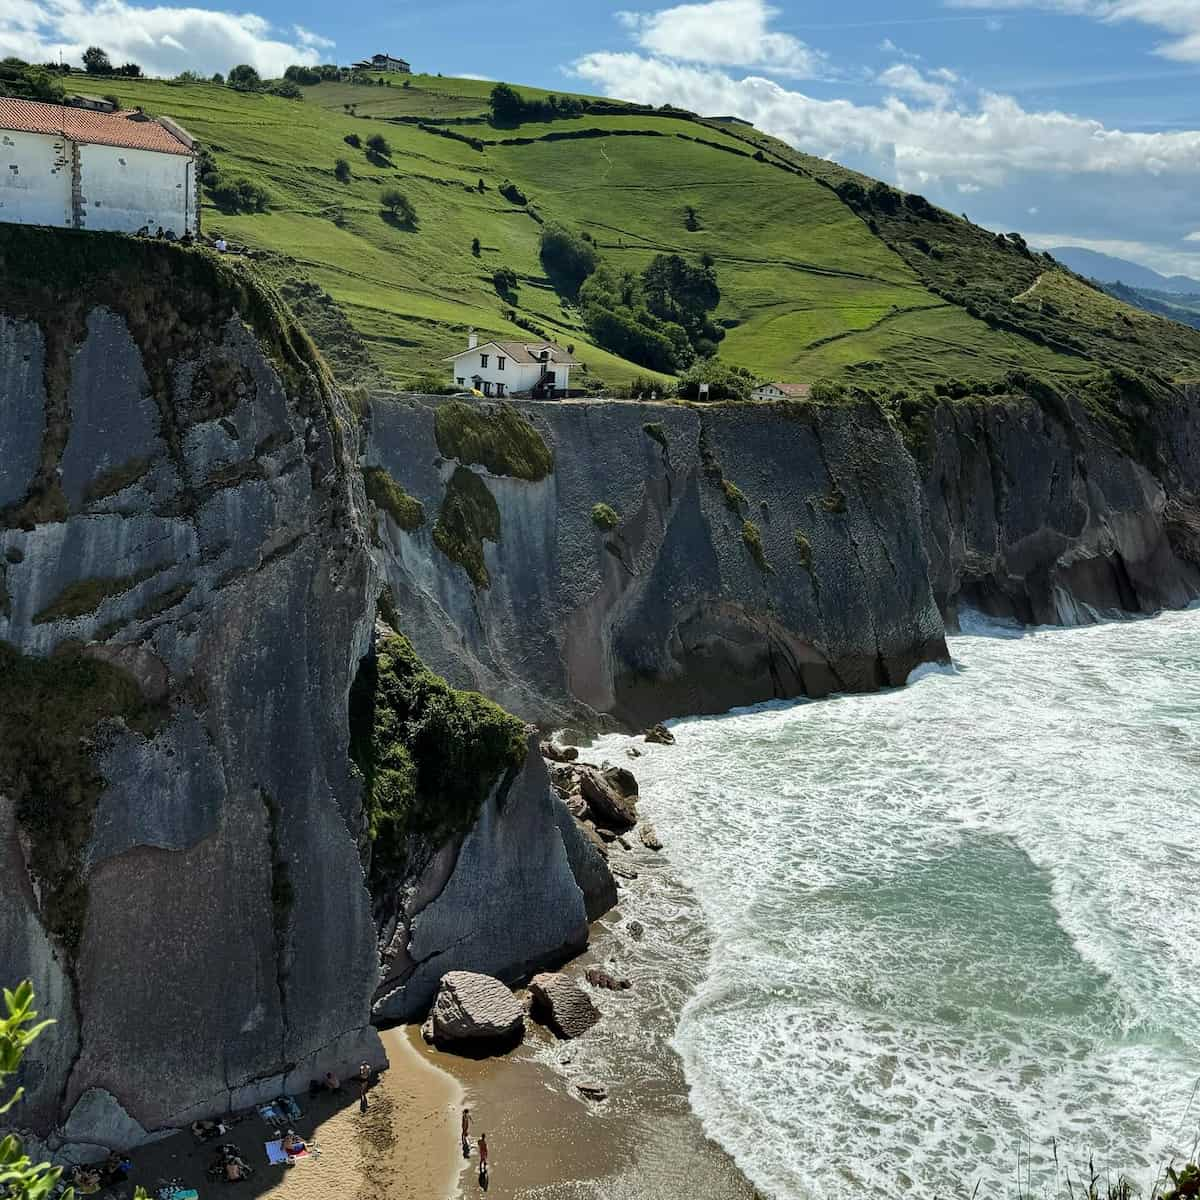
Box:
[130,1026,462,1200]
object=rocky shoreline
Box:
[411,729,762,1200]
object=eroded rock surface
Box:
[430,971,524,1046]
[529,973,601,1039]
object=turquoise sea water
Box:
[594,609,1200,1199]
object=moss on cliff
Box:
[32,567,162,625]
[794,529,813,570]
[742,520,771,572]
[434,401,553,481]
[432,467,501,589]
[362,466,425,531]
[348,629,528,878]
[591,502,620,530]
[0,643,161,952]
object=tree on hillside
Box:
[539,225,597,297]
[227,63,261,91]
[365,132,391,160]
[380,188,416,227]
[118,62,141,77]
[334,157,351,183]
[284,64,321,85]
[82,46,112,75]
[488,82,524,124]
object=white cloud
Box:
[947,0,1200,62]
[293,25,335,53]
[877,62,957,105]
[0,0,329,77]
[879,37,922,60]
[615,0,824,75]
[573,53,1200,190]
[1185,232,1200,242]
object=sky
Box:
[4,0,1200,276]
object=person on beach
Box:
[324,1070,341,1092]
[478,1132,489,1175]
[462,1108,471,1157]
[359,1062,372,1110]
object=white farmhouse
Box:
[751,381,811,401]
[351,53,411,74]
[444,332,579,398]
[0,97,199,236]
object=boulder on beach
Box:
[626,745,643,758]
[541,741,579,763]
[529,973,602,1039]
[577,1080,608,1102]
[430,971,525,1047]
[639,823,662,852]
[586,967,632,991]
[643,723,675,745]
[579,767,637,831]
[625,920,645,941]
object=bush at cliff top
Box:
[348,630,528,876]
[434,400,553,481]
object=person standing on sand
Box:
[478,1132,489,1174]
[461,1108,471,1156]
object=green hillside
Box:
[96,71,1200,393]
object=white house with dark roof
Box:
[444,331,579,398]
[0,97,198,235]
[751,381,811,401]
[351,53,411,74]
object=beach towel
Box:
[265,1138,310,1165]
[257,1102,284,1122]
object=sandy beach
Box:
[420,831,761,1200]
[130,1026,463,1200]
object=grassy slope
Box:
[98,72,1200,391]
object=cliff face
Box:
[6,230,1200,1159]
[0,237,384,1153]
[366,396,949,728]
[0,234,606,1158]
[921,389,1200,625]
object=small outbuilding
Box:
[0,97,198,236]
[444,331,579,399]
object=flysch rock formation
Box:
[922,390,1200,625]
[366,395,950,729]
[5,229,1200,1159]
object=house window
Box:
[496,382,506,397]
[497,356,506,370]
[482,381,493,397]
[457,377,465,386]
[480,354,489,368]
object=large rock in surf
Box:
[579,767,637,831]
[431,971,525,1046]
[528,973,601,1039]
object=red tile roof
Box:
[0,97,193,156]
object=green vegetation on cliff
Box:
[348,629,528,876]
[362,466,425,531]
[434,400,553,480]
[93,71,1200,394]
[432,467,502,588]
[0,644,161,952]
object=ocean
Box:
[590,609,1200,1199]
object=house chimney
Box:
[467,329,478,350]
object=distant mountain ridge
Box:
[1049,246,1200,295]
